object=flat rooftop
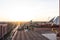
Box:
[13,30,49,40]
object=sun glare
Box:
[0,0,59,21]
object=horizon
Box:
[0,0,59,21]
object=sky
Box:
[0,0,59,21]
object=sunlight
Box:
[0,0,59,21]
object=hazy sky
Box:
[0,0,59,21]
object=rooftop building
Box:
[49,16,59,25]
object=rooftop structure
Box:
[49,16,59,25]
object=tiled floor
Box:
[57,37,60,40]
[13,30,49,40]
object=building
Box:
[0,24,8,39]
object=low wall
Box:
[34,28,52,31]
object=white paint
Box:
[24,29,28,32]
[42,33,57,40]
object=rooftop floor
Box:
[13,30,49,40]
